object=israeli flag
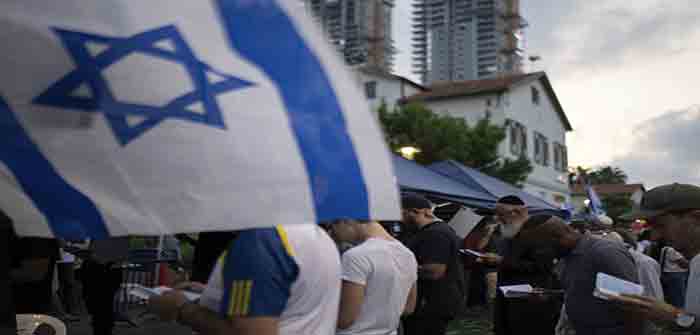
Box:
[0,0,400,239]
[585,184,606,217]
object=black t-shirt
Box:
[11,234,59,314]
[403,221,465,317]
[0,211,16,330]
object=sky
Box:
[392,0,700,188]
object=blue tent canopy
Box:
[428,160,569,218]
[392,155,496,209]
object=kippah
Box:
[497,195,525,206]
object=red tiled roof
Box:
[402,72,534,102]
[571,184,646,196]
[400,72,573,131]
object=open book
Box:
[129,284,201,302]
[593,273,644,300]
[499,284,533,298]
[459,249,485,258]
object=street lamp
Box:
[398,146,421,160]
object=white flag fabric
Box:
[0,0,400,239]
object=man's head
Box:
[326,219,369,245]
[495,195,529,238]
[401,194,435,230]
[632,183,700,258]
[517,215,581,258]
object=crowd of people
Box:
[2,183,700,335]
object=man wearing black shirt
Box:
[478,196,561,335]
[400,194,465,335]
[0,210,16,333]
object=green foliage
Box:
[582,166,633,220]
[378,103,533,187]
[587,166,628,185]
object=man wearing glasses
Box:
[607,183,700,333]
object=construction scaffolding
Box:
[303,0,395,72]
[412,0,527,83]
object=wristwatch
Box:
[675,312,696,328]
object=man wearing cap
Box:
[607,183,700,333]
[478,196,561,335]
[400,194,465,335]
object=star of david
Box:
[33,25,254,145]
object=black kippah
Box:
[522,215,554,231]
[497,195,525,206]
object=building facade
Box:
[412,0,527,84]
[402,72,573,205]
[355,66,426,113]
[303,0,395,72]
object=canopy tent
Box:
[392,155,497,209]
[428,160,569,218]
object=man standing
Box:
[400,194,465,335]
[327,219,417,335]
[0,210,16,334]
[80,237,129,335]
[149,224,341,335]
[517,215,643,335]
[606,183,700,333]
[478,196,561,335]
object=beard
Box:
[500,221,525,239]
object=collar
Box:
[418,220,443,232]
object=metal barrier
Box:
[114,249,179,326]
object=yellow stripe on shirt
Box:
[275,225,295,256]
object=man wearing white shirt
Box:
[326,219,418,335]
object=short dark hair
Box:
[497,195,525,206]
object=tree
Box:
[587,166,628,185]
[581,166,633,220]
[378,103,533,187]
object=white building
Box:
[354,66,426,113]
[402,72,573,205]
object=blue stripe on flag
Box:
[215,0,371,221]
[0,96,109,239]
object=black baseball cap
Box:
[401,194,432,210]
[627,183,700,219]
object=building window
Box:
[531,86,540,105]
[553,142,569,172]
[534,132,549,166]
[508,120,528,157]
[364,81,377,99]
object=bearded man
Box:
[478,196,562,335]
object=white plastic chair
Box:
[16,314,67,335]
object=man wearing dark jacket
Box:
[400,194,465,335]
[478,196,561,335]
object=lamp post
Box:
[398,146,421,160]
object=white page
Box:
[459,249,485,257]
[129,284,201,302]
[594,273,644,300]
[448,207,484,238]
[499,284,533,298]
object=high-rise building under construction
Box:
[303,0,395,72]
[412,0,527,83]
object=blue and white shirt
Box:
[200,224,341,335]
